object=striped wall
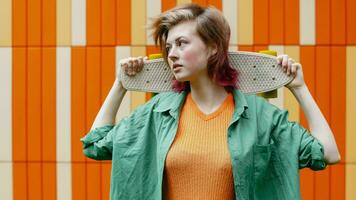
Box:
[0,0,355,199]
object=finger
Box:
[276,55,283,65]
[138,56,144,72]
[287,58,294,75]
[128,58,134,76]
[132,59,139,74]
[282,55,289,68]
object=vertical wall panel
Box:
[0,47,13,200]
[147,0,162,45]
[13,163,28,200]
[284,0,299,45]
[331,0,345,44]
[346,164,356,200]
[316,0,331,45]
[222,0,237,45]
[0,48,12,161]
[57,0,71,45]
[253,0,268,45]
[72,0,86,46]
[238,0,253,45]
[177,0,192,5]
[87,0,101,46]
[101,0,116,45]
[116,0,131,45]
[42,0,56,46]
[300,0,315,45]
[28,0,41,46]
[12,0,27,46]
[71,47,87,200]
[346,0,356,44]
[208,0,222,10]
[346,46,356,163]
[162,0,176,11]
[269,0,284,44]
[0,163,13,200]
[131,0,146,45]
[56,47,72,200]
[0,0,12,46]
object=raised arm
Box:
[277,55,341,164]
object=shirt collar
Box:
[153,89,249,120]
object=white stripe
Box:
[267,45,285,109]
[0,48,12,161]
[146,0,161,45]
[115,46,131,123]
[72,0,86,46]
[56,47,71,162]
[300,0,315,45]
[223,0,238,45]
[0,163,13,200]
[57,163,72,200]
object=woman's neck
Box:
[189,75,229,114]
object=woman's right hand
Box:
[117,56,147,79]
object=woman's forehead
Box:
[166,21,198,43]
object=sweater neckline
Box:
[187,92,233,121]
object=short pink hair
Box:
[150,3,239,92]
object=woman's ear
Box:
[209,44,218,56]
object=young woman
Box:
[81,4,340,200]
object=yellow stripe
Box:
[57,0,71,45]
[346,46,356,163]
[284,46,300,122]
[237,0,253,45]
[346,164,356,200]
[130,47,147,111]
[177,0,192,5]
[0,0,11,46]
[131,0,146,45]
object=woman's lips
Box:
[173,64,182,69]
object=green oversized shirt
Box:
[81,89,327,200]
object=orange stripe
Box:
[300,46,316,200]
[27,47,42,162]
[13,48,28,200]
[316,0,331,44]
[238,45,254,52]
[42,0,56,46]
[72,163,87,200]
[117,0,131,45]
[330,46,346,200]
[284,0,299,45]
[28,0,41,46]
[87,0,101,46]
[331,0,346,44]
[87,163,101,200]
[253,45,269,52]
[86,47,102,199]
[347,0,356,44]
[42,163,57,199]
[42,47,56,162]
[71,47,87,200]
[253,0,269,45]
[208,0,222,10]
[269,0,284,44]
[13,48,27,161]
[41,47,57,199]
[314,46,331,200]
[12,0,27,46]
[28,163,42,199]
[102,0,116,46]
[162,0,176,11]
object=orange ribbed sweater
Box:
[163,92,235,200]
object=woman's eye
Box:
[166,46,171,52]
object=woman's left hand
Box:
[277,54,305,90]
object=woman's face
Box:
[165,21,216,82]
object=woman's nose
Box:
[168,47,178,62]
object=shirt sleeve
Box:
[80,119,127,160]
[257,96,327,171]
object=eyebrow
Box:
[166,36,186,45]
